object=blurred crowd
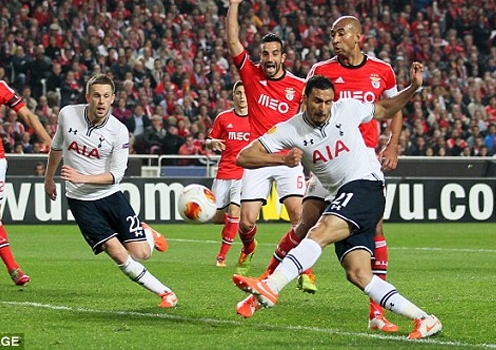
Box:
[0,0,496,161]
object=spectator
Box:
[484,124,496,155]
[178,135,202,166]
[111,49,133,85]
[486,95,496,124]
[34,161,46,176]
[60,70,84,108]
[11,46,31,91]
[124,105,151,143]
[45,62,64,108]
[467,90,487,120]
[20,87,37,112]
[29,44,53,99]
[161,125,184,165]
[112,97,132,123]
[143,114,167,154]
[20,132,33,153]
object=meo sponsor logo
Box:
[339,90,376,103]
[257,94,289,114]
[228,132,250,141]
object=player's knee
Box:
[211,212,225,225]
[345,268,371,290]
[238,218,255,233]
[294,218,316,239]
[129,247,151,261]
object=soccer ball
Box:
[177,184,217,223]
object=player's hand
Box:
[230,0,243,5]
[283,147,302,167]
[45,179,57,201]
[39,143,50,154]
[410,62,424,89]
[380,143,398,172]
[60,165,84,183]
[210,139,226,151]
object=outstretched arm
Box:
[374,62,424,120]
[236,140,302,169]
[226,0,245,57]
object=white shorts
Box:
[0,158,6,204]
[305,174,333,202]
[212,178,242,210]
[240,165,306,204]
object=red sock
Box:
[217,214,239,260]
[0,223,19,272]
[238,225,257,254]
[369,235,388,319]
[265,228,301,274]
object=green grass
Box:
[0,223,495,349]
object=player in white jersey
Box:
[233,67,443,340]
[44,74,177,308]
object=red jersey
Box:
[307,55,398,147]
[0,81,25,158]
[208,109,250,180]
[232,50,305,139]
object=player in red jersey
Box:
[227,1,316,311]
[206,81,250,267]
[283,16,401,332]
[0,80,52,286]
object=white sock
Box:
[364,275,426,320]
[267,238,322,292]
[118,256,171,295]
[143,227,155,254]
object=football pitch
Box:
[1,222,495,350]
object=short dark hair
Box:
[232,80,243,94]
[305,75,335,96]
[86,74,115,94]
[261,33,284,52]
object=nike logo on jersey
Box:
[259,80,267,86]
[335,77,345,83]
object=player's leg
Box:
[212,179,240,267]
[234,181,377,304]
[368,217,396,331]
[236,196,327,317]
[276,165,319,293]
[233,211,351,307]
[108,239,177,308]
[236,200,262,275]
[342,250,441,339]
[236,168,271,275]
[0,159,30,286]
[0,219,30,286]
[68,194,177,308]
[142,222,168,253]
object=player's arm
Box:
[205,138,226,151]
[236,140,302,169]
[61,131,129,185]
[60,166,115,184]
[380,110,402,171]
[17,105,52,148]
[226,0,245,57]
[374,62,423,120]
[44,149,62,201]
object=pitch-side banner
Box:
[2,177,496,224]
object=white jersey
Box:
[259,98,384,198]
[51,104,130,200]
